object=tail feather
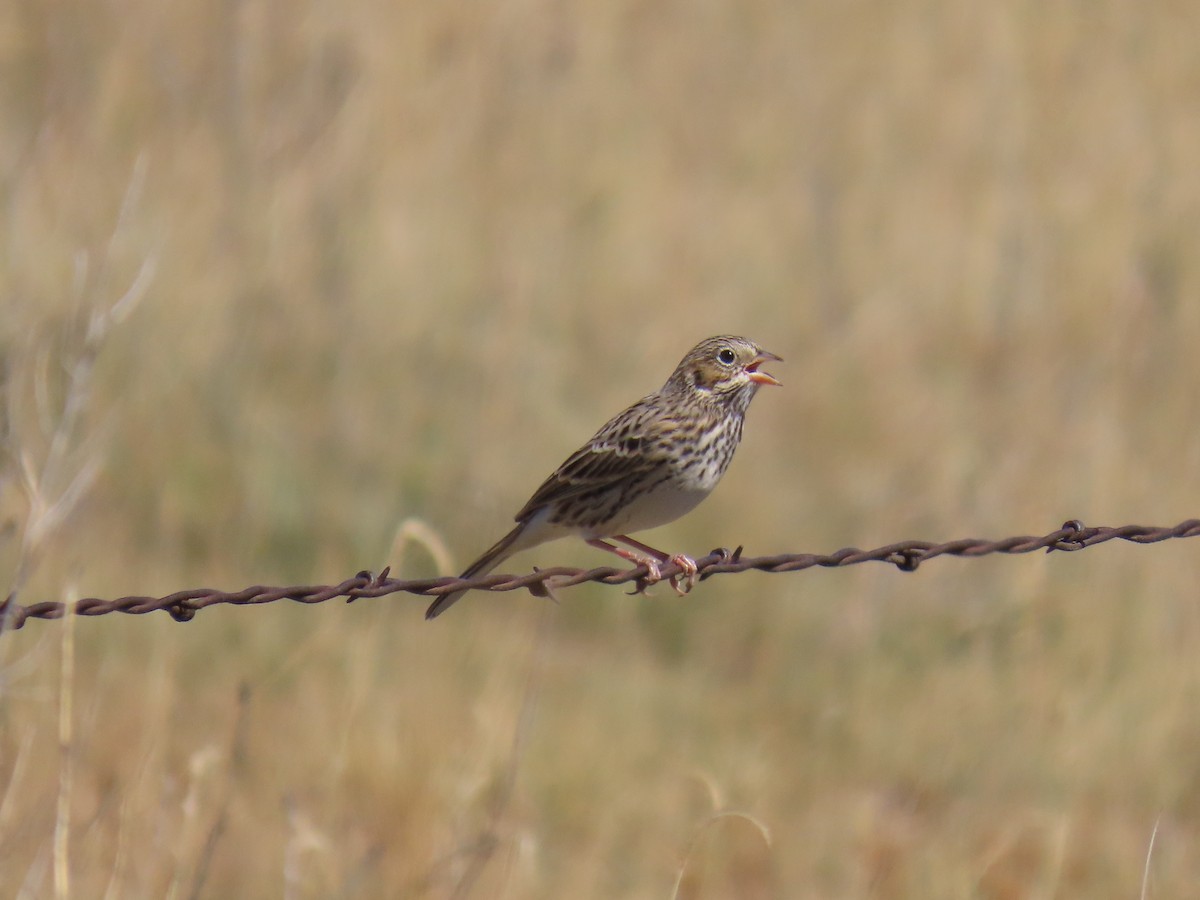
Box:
[425,523,525,619]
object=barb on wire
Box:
[2,519,1198,632]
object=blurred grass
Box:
[4,0,1200,896]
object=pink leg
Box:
[587,538,662,584]
[614,536,698,596]
[611,534,669,561]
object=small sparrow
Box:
[426,335,781,619]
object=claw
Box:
[627,558,662,596]
[667,554,698,595]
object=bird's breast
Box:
[669,415,741,491]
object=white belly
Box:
[582,482,711,538]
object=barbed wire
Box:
[2,519,1198,632]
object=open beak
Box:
[746,350,783,387]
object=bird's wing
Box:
[513,395,676,522]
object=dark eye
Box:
[717,348,736,365]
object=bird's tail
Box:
[425,522,526,619]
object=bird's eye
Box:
[717,348,736,365]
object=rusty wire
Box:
[2,519,1198,632]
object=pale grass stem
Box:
[390,517,455,577]
[0,732,35,836]
[415,598,554,900]
[670,810,773,900]
[975,814,1069,898]
[100,787,135,900]
[4,155,155,608]
[17,843,51,899]
[1140,815,1162,900]
[53,586,77,900]
[328,583,391,795]
[164,744,222,900]
[164,685,250,900]
[103,645,170,900]
[1042,815,1069,900]
[282,797,332,900]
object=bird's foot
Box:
[640,558,662,585]
[667,554,698,595]
[626,557,663,596]
[587,538,666,594]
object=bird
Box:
[426,335,781,619]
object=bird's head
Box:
[666,335,782,408]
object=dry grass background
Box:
[3,1,1200,897]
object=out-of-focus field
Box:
[4,1,1200,897]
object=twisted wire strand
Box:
[3,519,1198,632]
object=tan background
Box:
[3,1,1200,896]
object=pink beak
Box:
[746,350,783,387]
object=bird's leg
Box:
[613,536,698,595]
[587,538,662,585]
